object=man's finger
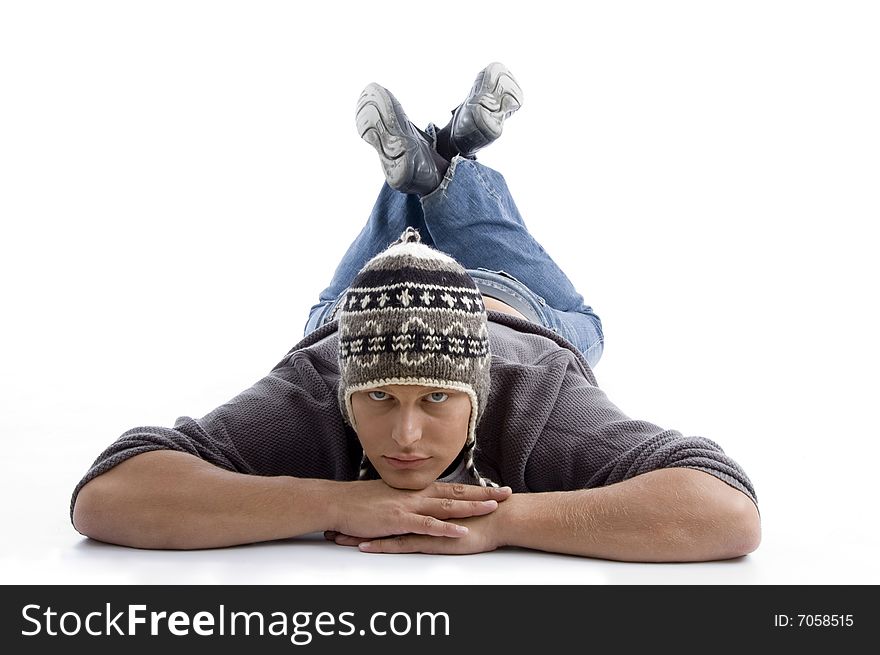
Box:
[430,482,512,502]
[407,514,470,538]
[359,535,452,554]
[333,533,367,547]
[420,497,498,519]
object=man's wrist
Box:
[279,476,347,536]
[319,478,347,534]
[488,491,524,548]
[489,491,565,550]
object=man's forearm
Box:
[73,450,339,549]
[493,468,761,562]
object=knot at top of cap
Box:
[394,226,422,245]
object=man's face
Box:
[350,384,471,490]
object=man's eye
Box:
[367,391,389,401]
[427,392,449,403]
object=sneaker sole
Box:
[356,83,419,190]
[466,62,524,141]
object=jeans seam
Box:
[582,338,604,368]
[470,160,504,204]
[584,338,604,353]
[323,288,349,326]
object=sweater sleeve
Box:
[525,358,759,512]
[69,352,358,524]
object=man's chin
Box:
[379,469,435,491]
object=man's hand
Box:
[331,479,512,541]
[325,513,501,555]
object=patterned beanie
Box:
[336,226,496,487]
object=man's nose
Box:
[391,407,422,447]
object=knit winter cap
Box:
[336,227,496,486]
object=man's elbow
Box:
[71,478,110,541]
[72,476,139,547]
[723,494,761,559]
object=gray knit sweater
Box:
[70,311,758,522]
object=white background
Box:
[1,1,878,584]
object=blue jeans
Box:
[303,154,605,368]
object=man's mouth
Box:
[383,455,431,469]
